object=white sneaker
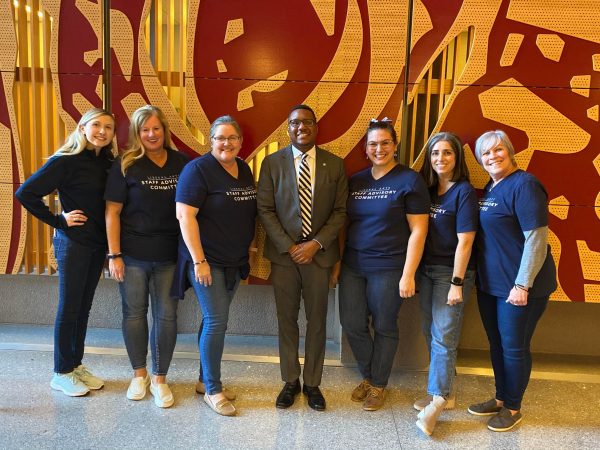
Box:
[73,365,104,390]
[150,381,174,408]
[50,372,90,397]
[127,374,150,401]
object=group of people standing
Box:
[15,103,556,435]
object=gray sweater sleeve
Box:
[515,226,548,288]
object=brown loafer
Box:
[351,380,372,402]
[363,387,385,411]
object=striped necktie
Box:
[298,153,312,239]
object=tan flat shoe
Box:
[204,393,236,416]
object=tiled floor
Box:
[1,325,599,449]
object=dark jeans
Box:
[339,264,404,387]
[119,256,178,376]
[477,291,548,410]
[53,231,106,373]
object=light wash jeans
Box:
[418,265,475,397]
[119,255,178,376]
[188,265,240,395]
[339,264,404,387]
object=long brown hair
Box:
[421,132,470,188]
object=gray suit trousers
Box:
[271,261,330,387]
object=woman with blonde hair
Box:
[16,107,116,396]
[105,105,189,408]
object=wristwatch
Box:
[450,276,464,286]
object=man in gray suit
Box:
[257,104,348,411]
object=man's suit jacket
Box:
[257,145,348,268]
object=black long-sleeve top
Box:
[15,147,114,249]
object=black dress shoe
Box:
[276,380,301,409]
[303,385,326,411]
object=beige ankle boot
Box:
[416,395,447,436]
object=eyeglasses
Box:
[367,140,395,149]
[289,119,316,127]
[212,135,241,144]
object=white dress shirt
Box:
[292,145,316,195]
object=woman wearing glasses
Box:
[105,105,189,408]
[339,119,430,411]
[174,115,257,416]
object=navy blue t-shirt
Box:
[175,153,257,267]
[344,164,430,272]
[477,170,557,298]
[104,149,189,262]
[423,180,478,268]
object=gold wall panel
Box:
[500,33,524,67]
[507,0,600,44]
[0,124,13,272]
[478,79,590,170]
[135,0,203,153]
[320,0,407,158]
[310,0,336,37]
[549,229,570,302]
[237,0,364,161]
[577,241,600,301]
[535,34,564,62]
[224,18,244,44]
[548,195,570,220]
[583,284,600,303]
[570,75,591,98]
[237,70,288,112]
[593,54,600,71]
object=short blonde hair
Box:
[474,130,517,167]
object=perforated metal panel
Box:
[500,33,524,67]
[549,195,570,220]
[570,75,591,97]
[536,34,565,62]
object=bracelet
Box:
[515,284,529,292]
[107,253,122,259]
[193,259,207,265]
[249,247,258,252]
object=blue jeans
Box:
[418,265,475,397]
[339,264,404,387]
[119,255,178,376]
[53,231,106,373]
[477,291,548,410]
[188,266,240,395]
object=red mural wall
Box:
[3,0,599,302]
